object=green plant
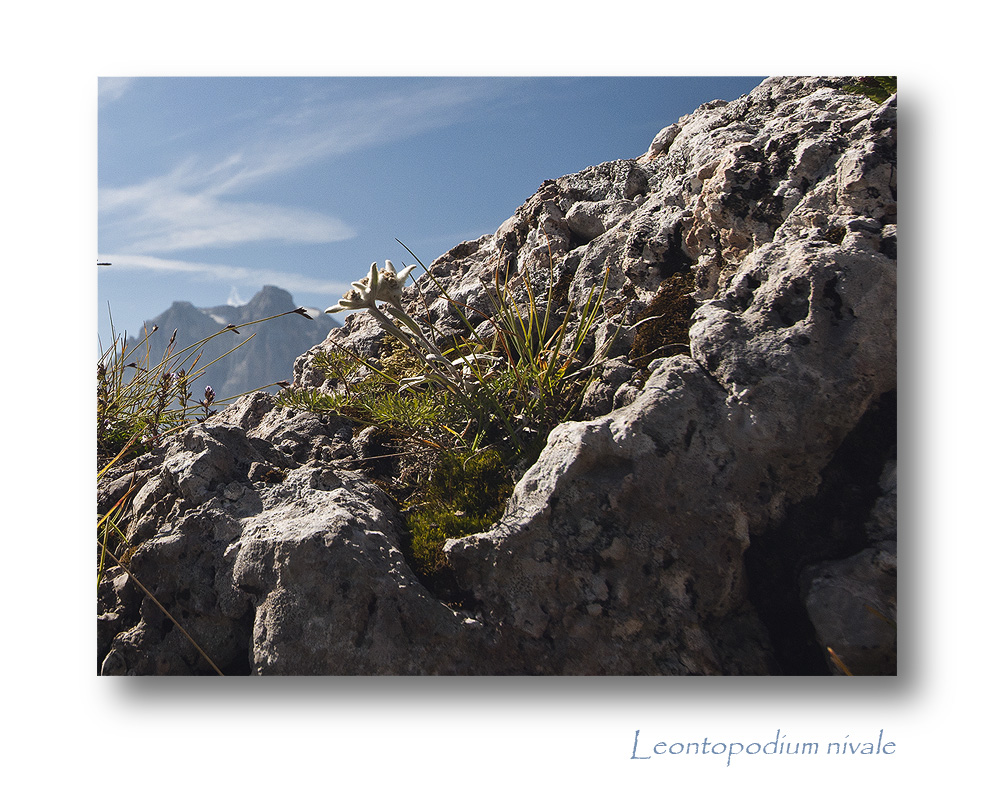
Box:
[472,244,615,436]
[403,449,514,578]
[289,243,623,580]
[97,304,317,673]
[97,306,312,467]
[843,76,896,104]
[277,339,466,445]
[319,243,621,460]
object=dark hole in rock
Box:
[743,389,896,674]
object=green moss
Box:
[843,77,896,104]
[403,449,514,578]
[629,271,696,369]
[376,336,425,380]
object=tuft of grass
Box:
[389,238,623,457]
[472,241,617,438]
[283,241,624,462]
[98,306,313,468]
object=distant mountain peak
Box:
[243,285,295,318]
[127,285,338,398]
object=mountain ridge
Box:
[126,285,338,400]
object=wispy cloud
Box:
[100,176,356,253]
[99,146,357,253]
[99,78,516,256]
[98,253,351,298]
[203,81,510,193]
[98,77,136,106]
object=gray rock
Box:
[577,355,641,417]
[803,547,897,676]
[445,357,777,674]
[232,463,486,675]
[637,122,681,162]
[99,394,490,675]
[441,76,895,674]
[802,459,897,674]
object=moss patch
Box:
[629,271,696,369]
[401,449,514,586]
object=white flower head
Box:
[374,260,417,306]
[325,260,417,314]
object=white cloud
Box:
[98,77,136,106]
[98,253,351,298]
[100,153,356,253]
[99,78,517,254]
[101,186,355,253]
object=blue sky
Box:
[98,76,764,345]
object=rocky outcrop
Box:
[99,394,490,675]
[99,77,896,675]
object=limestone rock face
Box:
[446,358,777,674]
[98,394,490,675]
[232,461,484,676]
[100,77,896,675]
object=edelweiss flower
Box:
[325,260,417,314]
[375,260,417,306]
